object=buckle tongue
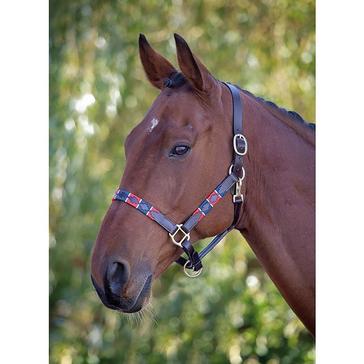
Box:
[169,224,190,247]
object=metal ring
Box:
[229,165,246,181]
[183,261,203,278]
[239,166,246,181]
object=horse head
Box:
[90,34,237,313]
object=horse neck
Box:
[236,90,315,334]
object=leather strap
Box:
[112,190,176,233]
[224,82,247,181]
[182,173,238,232]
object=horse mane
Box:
[163,72,315,140]
[236,87,315,131]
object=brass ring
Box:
[183,261,203,278]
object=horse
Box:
[91,33,315,335]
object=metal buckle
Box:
[169,224,190,247]
[183,261,203,278]
[233,134,248,156]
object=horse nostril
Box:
[106,261,130,297]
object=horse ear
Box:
[174,33,216,92]
[139,34,177,89]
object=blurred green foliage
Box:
[50,0,315,363]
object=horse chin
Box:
[122,281,152,313]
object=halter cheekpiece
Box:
[112,83,247,277]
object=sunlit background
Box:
[50,0,315,363]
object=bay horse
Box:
[91,34,315,335]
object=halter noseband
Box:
[112,83,247,277]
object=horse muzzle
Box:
[91,262,152,313]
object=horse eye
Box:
[170,144,190,157]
